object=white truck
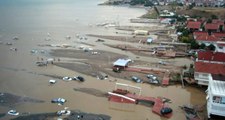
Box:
[207,75,225,118]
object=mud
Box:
[73,88,108,98]
[0,93,44,107]
[12,111,111,120]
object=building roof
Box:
[113,59,131,67]
[196,35,219,42]
[212,32,225,38]
[212,74,225,81]
[195,62,225,75]
[193,31,208,37]
[209,76,225,96]
[187,21,201,29]
[212,19,224,26]
[205,23,219,30]
[197,51,225,63]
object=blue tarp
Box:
[113,59,130,67]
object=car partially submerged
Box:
[7,110,19,116]
[147,74,160,85]
[57,109,71,116]
[73,76,85,82]
[49,79,56,84]
[131,76,142,83]
[36,61,47,66]
[63,77,72,81]
[51,98,66,105]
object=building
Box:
[215,41,225,53]
[196,51,225,64]
[113,59,131,71]
[212,32,225,40]
[196,34,220,46]
[186,21,202,31]
[205,23,220,33]
[194,62,225,85]
[193,31,208,39]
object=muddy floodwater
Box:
[0,0,207,120]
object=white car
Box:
[63,77,72,81]
[7,110,19,116]
[49,79,56,84]
[57,110,71,116]
[147,74,157,80]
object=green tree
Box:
[199,43,206,49]
[180,36,189,43]
[190,40,199,49]
[144,1,153,6]
[207,44,216,51]
[207,19,212,23]
[130,0,145,5]
[211,14,218,19]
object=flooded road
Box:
[0,0,206,120]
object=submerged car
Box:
[149,79,160,85]
[147,74,157,80]
[160,107,173,115]
[63,77,72,81]
[7,110,19,116]
[51,98,66,105]
[57,110,71,116]
[49,79,56,84]
[131,76,142,83]
[147,74,159,85]
[73,76,85,82]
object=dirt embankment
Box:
[176,7,225,19]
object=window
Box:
[213,96,221,103]
[213,96,225,104]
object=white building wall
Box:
[194,72,211,86]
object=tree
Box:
[144,1,153,7]
[207,19,212,23]
[211,14,218,19]
[207,44,216,51]
[199,43,206,49]
[190,40,199,49]
[180,36,190,43]
[130,0,145,5]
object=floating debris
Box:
[13,36,19,40]
[66,35,71,40]
[10,47,17,51]
[5,42,12,45]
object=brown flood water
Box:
[0,0,206,120]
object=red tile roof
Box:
[218,43,225,47]
[212,32,225,38]
[187,21,201,29]
[212,19,224,26]
[197,51,225,62]
[193,31,208,37]
[195,62,225,75]
[205,23,219,30]
[196,35,219,42]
